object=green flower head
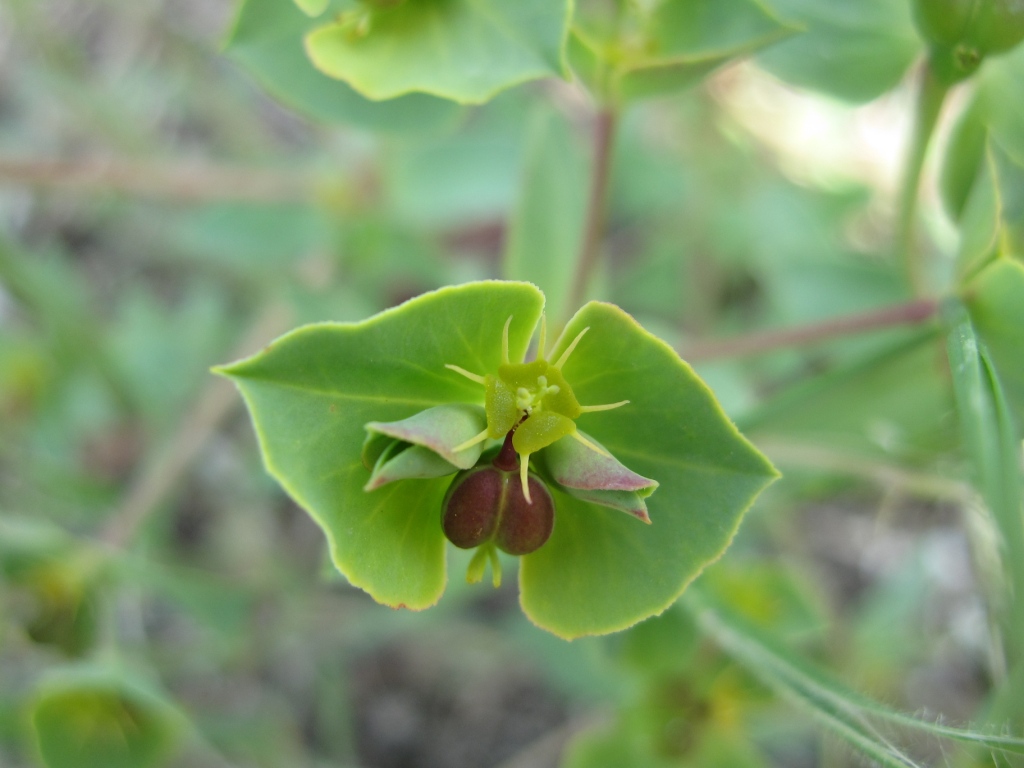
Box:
[216,281,777,639]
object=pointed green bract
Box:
[365,403,488,469]
[217,282,544,609]
[539,429,657,521]
[365,443,460,490]
[304,0,572,104]
[520,302,778,638]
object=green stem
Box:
[896,59,950,296]
[566,107,619,320]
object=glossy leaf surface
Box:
[225,0,458,130]
[520,301,778,638]
[305,0,571,104]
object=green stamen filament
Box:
[554,327,589,369]
[453,428,489,454]
[501,316,512,366]
[578,400,629,413]
[445,364,486,385]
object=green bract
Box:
[216,281,778,638]
[304,0,572,104]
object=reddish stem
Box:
[683,298,940,363]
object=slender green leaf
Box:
[686,589,1024,763]
[944,299,1024,658]
[757,0,921,103]
[305,0,572,104]
[225,0,459,130]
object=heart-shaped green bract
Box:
[520,302,778,638]
[304,0,571,104]
[218,282,777,637]
[216,282,544,610]
[225,0,459,130]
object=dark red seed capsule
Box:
[494,474,553,556]
[442,467,501,549]
[441,465,555,555]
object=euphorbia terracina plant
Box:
[217,281,778,639]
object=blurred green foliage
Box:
[1,0,1023,766]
